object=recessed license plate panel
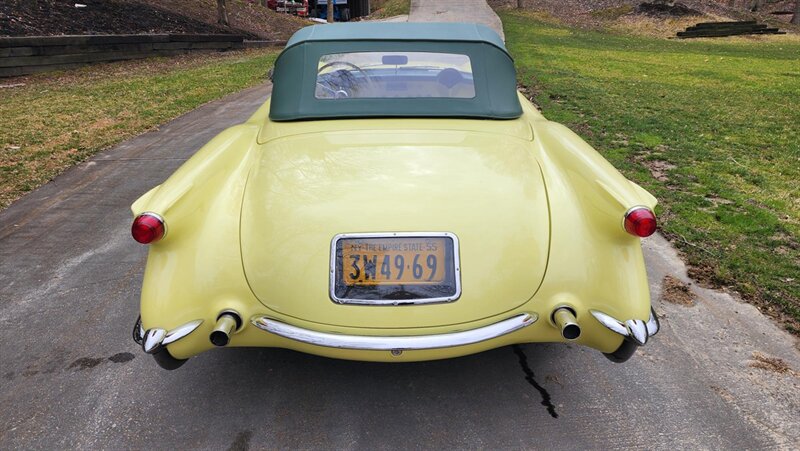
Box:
[330,233,461,305]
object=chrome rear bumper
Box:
[251,313,537,351]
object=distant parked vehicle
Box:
[267,0,308,17]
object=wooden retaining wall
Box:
[677,21,785,38]
[0,34,247,78]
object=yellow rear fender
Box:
[519,116,656,351]
[132,124,262,340]
[532,120,656,230]
[131,185,159,214]
[131,124,260,218]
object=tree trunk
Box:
[750,0,764,12]
[792,1,800,25]
[260,0,266,6]
[217,0,229,26]
[517,0,523,9]
[327,0,334,22]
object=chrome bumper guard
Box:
[133,316,204,354]
[590,308,659,346]
[251,313,537,351]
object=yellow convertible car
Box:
[131,23,660,370]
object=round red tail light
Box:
[624,207,657,237]
[132,213,166,244]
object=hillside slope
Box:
[0,0,308,40]
[490,0,798,36]
[138,0,309,40]
[0,0,240,37]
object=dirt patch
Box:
[662,274,695,306]
[613,14,709,37]
[705,195,735,206]
[635,1,701,18]
[571,122,595,138]
[644,159,676,182]
[748,352,798,377]
[710,384,736,402]
[592,5,635,20]
[631,150,676,182]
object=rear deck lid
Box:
[240,127,550,328]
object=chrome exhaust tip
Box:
[553,307,581,340]
[210,311,242,347]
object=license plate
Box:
[342,236,445,285]
[330,233,461,305]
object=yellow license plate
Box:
[341,236,447,286]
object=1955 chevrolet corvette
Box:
[131,22,659,370]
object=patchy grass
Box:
[369,0,410,18]
[501,10,800,331]
[0,48,279,210]
[610,15,713,38]
[590,5,634,21]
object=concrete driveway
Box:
[1,2,799,449]
[409,0,505,39]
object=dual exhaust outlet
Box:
[210,311,242,347]
[209,308,580,346]
[552,307,581,341]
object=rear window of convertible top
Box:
[315,52,476,100]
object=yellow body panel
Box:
[133,93,657,362]
[240,120,549,328]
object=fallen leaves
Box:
[748,351,798,377]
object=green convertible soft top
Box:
[269,22,523,122]
[284,22,510,55]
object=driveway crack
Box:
[512,344,559,418]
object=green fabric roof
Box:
[285,22,509,55]
[269,23,522,122]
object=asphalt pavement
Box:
[1,4,800,449]
[2,77,799,450]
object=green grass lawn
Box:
[369,0,410,18]
[0,48,279,210]
[500,10,800,331]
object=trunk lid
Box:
[240,127,550,328]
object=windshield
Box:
[315,52,475,100]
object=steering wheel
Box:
[316,82,349,99]
[317,61,374,96]
[318,61,370,79]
